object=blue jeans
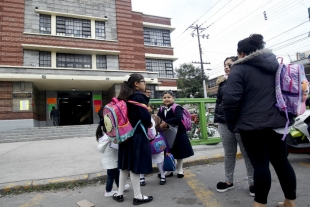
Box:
[106,168,119,192]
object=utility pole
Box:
[190,24,210,98]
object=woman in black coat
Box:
[157,91,194,178]
[223,34,296,207]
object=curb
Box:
[0,152,243,194]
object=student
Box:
[157,90,194,178]
[214,56,254,196]
[113,74,153,205]
[140,104,166,186]
[223,34,296,207]
[96,121,130,197]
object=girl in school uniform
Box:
[157,90,194,178]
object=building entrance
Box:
[58,92,93,126]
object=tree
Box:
[175,63,207,98]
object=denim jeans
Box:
[106,168,119,192]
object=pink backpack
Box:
[103,98,148,144]
[275,58,309,139]
[160,103,192,131]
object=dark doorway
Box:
[58,92,93,126]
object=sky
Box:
[132,0,310,79]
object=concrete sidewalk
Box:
[0,137,240,193]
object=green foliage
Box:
[175,63,208,98]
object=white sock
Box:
[177,159,184,174]
[117,170,128,196]
[130,171,148,199]
[140,174,145,179]
[157,163,165,178]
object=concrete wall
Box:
[23,50,39,67]
[106,55,119,70]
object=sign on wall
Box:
[93,95,102,113]
[20,100,29,110]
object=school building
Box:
[0,0,178,130]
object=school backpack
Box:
[275,57,309,139]
[103,97,148,144]
[160,103,192,131]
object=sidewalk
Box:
[0,137,241,193]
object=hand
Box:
[160,121,167,129]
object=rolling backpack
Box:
[103,97,148,144]
[275,57,309,140]
[160,103,192,131]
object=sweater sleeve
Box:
[223,67,244,132]
[130,94,152,128]
[164,106,183,126]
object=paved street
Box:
[1,154,309,207]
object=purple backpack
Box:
[160,103,192,131]
[275,58,308,139]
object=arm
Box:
[131,95,152,127]
[214,84,223,122]
[222,67,244,131]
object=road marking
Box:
[185,169,222,207]
[19,194,43,207]
[299,162,310,168]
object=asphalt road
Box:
[1,154,309,207]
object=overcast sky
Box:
[132,0,310,79]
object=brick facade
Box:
[0,0,177,122]
[0,0,175,71]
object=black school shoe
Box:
[112,194,124,202]
[159,177,166,185]
[216,182,234,192]
[158,172,173,178]
[177,174,184,178]
[140,178,146,186]
[133,195,153,205]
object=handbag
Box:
[150,134,166,154]
[162,131,176,171]
[163,153,176,171]
[161,124,178,148]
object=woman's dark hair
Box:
[162,90,175,97]
[237,34,265,55]
[117,73,144,100]
[223,56,238,66]
[96,121,107,141]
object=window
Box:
[39,14,51,34]
[56,53,92,69]
[56,16,91,38]
[95,21,106,39]
[144,28,171,47]
[39,51,51,67]
[207,79,217,89]
[146,59,174,78]
[96,55,107,69]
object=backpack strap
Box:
[127,100,147,109]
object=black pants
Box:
[106,168,119,192]
[240,129,296,204]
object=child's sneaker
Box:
[249,185,255,197]
[105,190,117,197]
[124,184,130,191]
[216,182,234,192]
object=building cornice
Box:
[22,44,120,55]
[35,9,108,21]
[145,53,178,61]
[142,22,175,32]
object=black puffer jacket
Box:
[223,49,294,133]
[214,76,227,123]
